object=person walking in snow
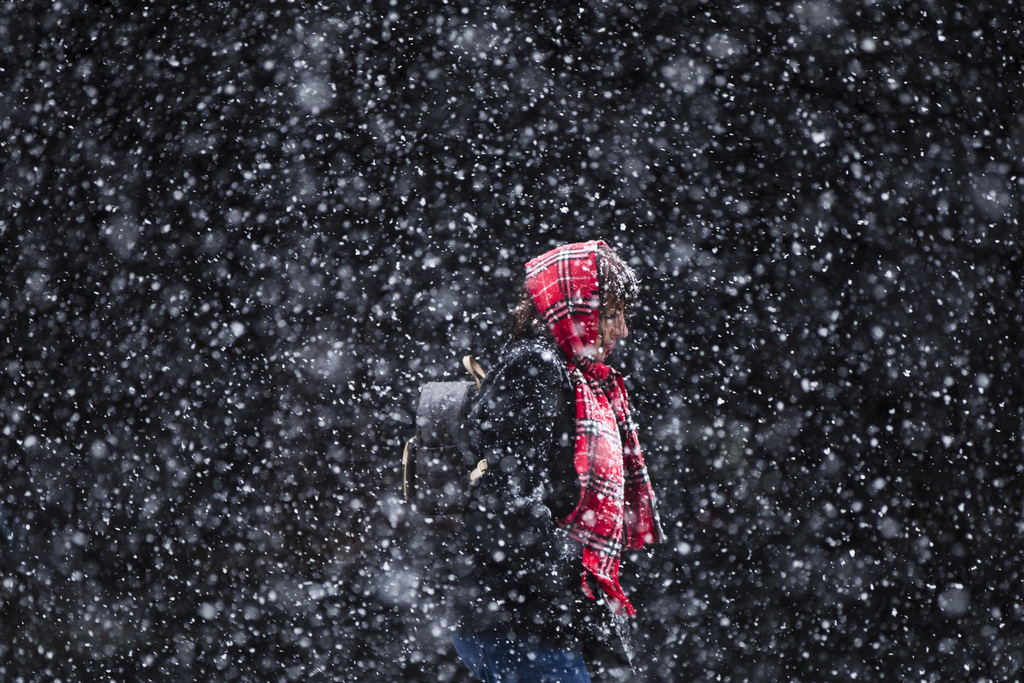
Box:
[446,240,664,682]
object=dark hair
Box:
[509,243,637,342]
[596,242,639,321]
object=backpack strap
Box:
[462,355,485,392]
[463,355,488,483]
[469,458,488,483]
[402,437,414,502]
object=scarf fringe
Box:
[581,569,636,617]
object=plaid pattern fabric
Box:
[525,241,663,617]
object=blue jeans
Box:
[452,632,592,683]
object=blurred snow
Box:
[2,1,1021,681]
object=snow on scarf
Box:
[524,240,663,617]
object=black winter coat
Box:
[445,337,632,666]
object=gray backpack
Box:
[402,356,489,516]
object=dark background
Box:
[2,1,1021,681]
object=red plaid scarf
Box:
[524,240,663,617]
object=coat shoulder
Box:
[473,337,572,423]
[498,338,566,378]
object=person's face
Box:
[595,303,628,362]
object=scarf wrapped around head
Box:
[524,240,663,617]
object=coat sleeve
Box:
[471,343,578,524]
[459,342,583,612]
